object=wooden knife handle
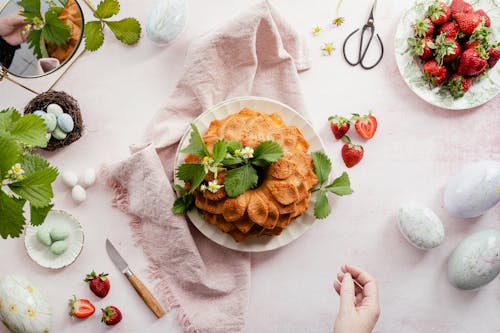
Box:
[127,274,166,318]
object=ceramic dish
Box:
[174,96,324,252]
[395,0,500,110]
[24,210,84,269]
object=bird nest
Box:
[24,90,83,151]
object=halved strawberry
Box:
[450,0,473,18]
[455,11,482,35]
[413,17,435,37]
[69,296,95,319]
[447,74,472,98]
[476,9,491,27]
[328,115,350,140]
[352,112,377,140]
[341,136,364,168]
[427,1,451,25]
[422,59,447,85]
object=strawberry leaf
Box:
[10,164,58,207]
[181,124,210,157]
[84,21,105,51]
[172,194,194,214]
[311,151,331,185]
[95,0,120,19]
[0,191,26,239]
[30,203,53,226]
[175,164,205,193]
[252,141,283,167]
[10,114,47,147]
[325,172,353,196]
[105,18,141,45]
[224,164,258,198]
[212,140,227,165]
[43,9,71,46]
[314,191,331,219]
[0,136,21,178]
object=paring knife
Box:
[106,239,166,318]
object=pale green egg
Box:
[36,228,52,247]
[50,226,70,241]
[50,240,69,255]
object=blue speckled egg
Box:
[56,113,74,133]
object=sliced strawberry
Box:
[352,112,377,140]
[328,115,350,140]
[101,306,122,326]
[436,21,459,39]
[427,1,451,25]
[450,0,473,18]
[413,17,435,37]
[422,59,447,85]
[85,271,110,298]
[455,11,482,35]
[69,296,95,319]
[476,9,491,27]
[457,48,487,77]
[341,136,364,168]
[447,74,472,98]
[488,44,500,68]
[408,37,435,61]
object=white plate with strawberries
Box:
[395,0,500,109]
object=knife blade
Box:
[106,239,166,318]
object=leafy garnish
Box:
[311,150,331,184]
[212,140,227,165]
[105,18,141,45]
[0,191,26,239]
[314,191,331,219]
[43,8,71,46]
[181,124,210,157]
[95,0,120,19]
[172,193,194,214]
[84,21,104,51]
[175,163,206,193]
[10,114,47,147]
[223,164,258,198]
[252,141,284,167]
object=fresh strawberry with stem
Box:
[413,17,434,37]
[447,74,472,98]
[433,33,461,64]
[341,136,364,168]
[455,11,482,35]
[101,306,122,326]
[488,43,500,68]
[465,24,491,50]
[436,21,459,39]
[457,48,487,77]
[450,0,473,18]
[426,1,451,25]
[351,112,377,140]
[328,115,350,140]
[408,37,435,61]
[422,59,447,85]
[476,9,490,27]
[85,271,110,298]
[69,296,95,319]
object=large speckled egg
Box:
[448,229,500,290]
[0,275,51,333]
[397,202,445,249]
[444,161,500,218]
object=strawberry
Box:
[101,306,122,326]
[476,9,491,27]
[464,39,480,49]
[434,33,461,64]
[426,1,451,25]
[455,11,482,35]
[413,17,435,37]
[422,59,447,85]
[408,37,435,61]
[465,24,491,50]
[352,112,377,140]
[85,271,110,298]
[436,21,459,39]
[328,115,350,140]
[341,136,364,168]
[450,0,473,18]
[457,48,487,76]
[69,296,95,319]
[488,44,500,68]
[447,74,472,98]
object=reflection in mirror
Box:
[0,0,83,78]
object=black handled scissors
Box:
[342,0,384,70]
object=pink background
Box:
[1,0,499,332]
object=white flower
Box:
[200,184,207,192]
[241,147,254,159]
[207,180,223,193]
[202,156,214,173]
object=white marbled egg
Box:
[60,171,78,188]
[147,0,187,44]
[0,275,51,333]
[448,229,500,290]
[79,168,96,188]
[444,161,500,218]
[71,185,86,204]
[397,202,445,250]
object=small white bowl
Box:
[24,210,84,269]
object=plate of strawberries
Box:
[395,0,500,109]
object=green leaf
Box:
[10,164,58,207]
[57,0,68,7]
[226,140,243,154]
[172,194,194,214]
[311,151,332,185]
[10,114,47,147]
[314,191,331,219]
[174,184,187,196]
[252,141,283,167]
[325,172,353,196]
[0,108,21,133]
[17,0,41,20]
[224,164,258,198]
[20,154,51,176]
[105,18,141,45]
[95,0,120,19]
[43,9,71,46]
[212,140,227,164]
[0,191,26,239]
[30,203,53,226]
[0,136,21,178]
[222,156,243,167]
[26,29,43,58]
[181,124,209,157]
[84,21,105,51]
[175,164,206,193]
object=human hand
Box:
[333,264,380,333]
[0,11,29,46]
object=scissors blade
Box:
[368,0,377,23]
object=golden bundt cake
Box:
[189,107,318,242]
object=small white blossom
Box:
[202,156,214,173]
[241,147,254,159]
[207,180,223,193]
[200,184,207,192]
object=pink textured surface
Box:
[0,0,499,333]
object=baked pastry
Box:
[187,107,318,242]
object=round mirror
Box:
[0,0,83,78]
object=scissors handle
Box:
[342,25,384,70]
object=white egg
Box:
[444,161,500,218]
[147,0,187,44]
[71,185,86,204]
[448,229,500,290]
[397,202,445,250]
[79,168,96,188]
[60,171,78,188]
[0,275,51,333]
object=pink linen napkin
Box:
[105,1,311,332]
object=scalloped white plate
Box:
[24,210,84,269]
[395,0,500,109]
[174,96,324,252]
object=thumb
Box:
[339,273,355,313]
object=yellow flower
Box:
[312,26,322,35]
[321,42,335,56]
[333,17,345,27]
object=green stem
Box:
[39,31,49,58]
[336,0,343,17]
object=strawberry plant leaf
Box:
[172,194,194,214]
[175,163,205,193]
[224,164,258,198]
[17,0,41,21]
[311,151,331,185]
[10,165,58,207]
[212,140,227,165]
[174,184,187,196]
[43,9,71,46]
[95,0,120,19]
[84,21,105,51]
[10,114,47,147]
[325,172,353,196]
[222,156,243,167]
[0,108,21,133]
[252,141,283,167]
[181,124,209,157]
[0,191,26,239]
[314,191,331,219]
[57,0,68,6]
[26,29,43,58]
[105,18,141,45]
[0,137,21,178]
[226,140,243,154]
[30,203,53,226]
